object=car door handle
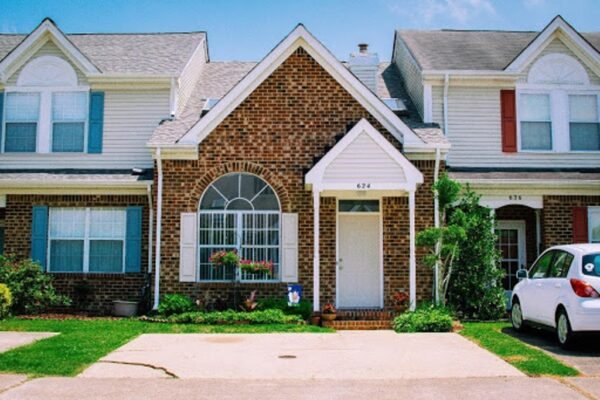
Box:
[554,283,562,288]
[535,283,542,287]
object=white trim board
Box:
[0,18,100,83]
[175,24,429,152]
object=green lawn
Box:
[460,322,579,377]
[0,318,331,377]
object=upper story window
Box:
[517,53,599,153]
[2,55,89,154]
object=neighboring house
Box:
[0,18,449,314]
[393,15,600,295]
[2,15,596,316]
[0,19,207,311]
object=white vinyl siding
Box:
[393,39,424,119]
[0,89,170,168]
[176,38,207,116]
[323,131,406,184]
[6,41,87,86]
[432,86,600,168]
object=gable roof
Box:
[149,60,451,147]
[167,24,431,154]
[0,18,206,78]
[395,17,599,71]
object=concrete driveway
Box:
[80,331,522,379]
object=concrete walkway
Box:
[80,331,522,379]
[0,377,593,400]
[0,332,57,353]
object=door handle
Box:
[535,283,542,287]
[337,258,343,270]
[554,283,562,288]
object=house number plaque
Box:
[508,195,522,201]
[356,183,371,189]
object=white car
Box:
[511,244,600,348]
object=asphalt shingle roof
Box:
[0,32,206,75]
[396,30,600,71]
[150,60,446,147]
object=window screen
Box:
[520,94,552,151]
[569,95,600,151]
[4,92,39,152]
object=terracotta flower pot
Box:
[321,313,336,322]
[310,315,321,326]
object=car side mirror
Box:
[516,269,528,280]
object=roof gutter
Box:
[153,148,163,310]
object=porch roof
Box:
[305,119,424,194]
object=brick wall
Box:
[155,47,438,310]
[543,195,600,247]
[4,194,150,314]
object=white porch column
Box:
[313,188,320,312]
[535,209,542,257]
[409,190,417,311]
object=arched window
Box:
[198,173,281,281]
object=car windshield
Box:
[582,253,600,277]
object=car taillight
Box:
[570,279,600,298]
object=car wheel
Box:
[511,300,526,332]
[556,309,575,349]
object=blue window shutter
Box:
[125,206,143,273]
[87,91,104,154]
[31,206,48,269]
[0,91,4,148]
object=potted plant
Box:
[392,291,409,313]
[239,260,273,278]
[321,303,336,321]
[209,250,240,268]
[113,298,139,317]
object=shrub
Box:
[0,256,70,315]
[257,297,312,320]
[0,284,12,319]
[158,294,196,316]
[393,305,453,333]
[143,309,303,325]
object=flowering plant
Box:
[392,291,409,306]
[209,250,240,267]
[322,303,336,314]
[239,260,273,275]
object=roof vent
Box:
[348,44,379,92]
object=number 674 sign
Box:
[356,183,371,189]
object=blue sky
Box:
[1,0,598,61]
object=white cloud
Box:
[387,0,496,26]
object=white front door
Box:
[337,203,382,308]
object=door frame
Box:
[335,198,384,309]
[496,220,527,303]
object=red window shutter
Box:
[572,207,589,243]
[500,90,517,153]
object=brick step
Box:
[322,320,393,330]
[335,310,395,321]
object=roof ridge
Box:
[0,31,205,36]
[398,29,538,33]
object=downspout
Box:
[443,73,450,135]
[433,146,441,305]
[153,148,163,310]
[146,184,154,274]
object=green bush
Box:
[393,305,453,333]
[0,284,12,319]
[0,256,70,315]
[158,294,196,316]
[257,297,312,320]
[144,309,303,325]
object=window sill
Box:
[47,272,145,280]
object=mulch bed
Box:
[16,313,123,321]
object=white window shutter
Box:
[179,212,197,282]
[281,213,299,282]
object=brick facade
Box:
[155,47,439,310]
[543,195,600,247]
[4,194,150,314]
